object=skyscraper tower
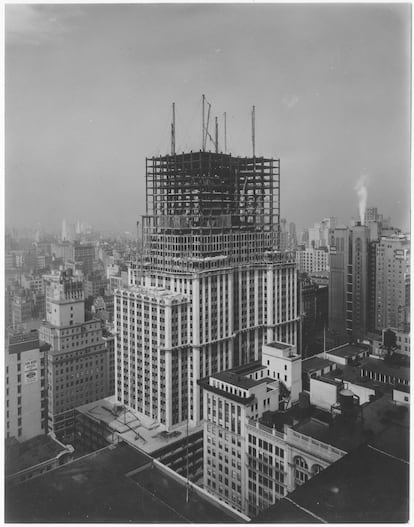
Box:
[39,270,113,442]
[115,148,298,430]
[328,223,370,340]
[375,234,410,331]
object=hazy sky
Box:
[5,3,411,234]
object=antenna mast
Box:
[224,112,227,153]
[171,102,176,155]
[202,94,205,151]
[215,116,218,153]
[252,105,256,158]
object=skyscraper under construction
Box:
[115,145,299,430]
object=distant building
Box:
[307,218,336,249]
[375,235,410,332]
[73,242,95,275]
[296,247,329,274]
[21,275,45,294]
[5,330,49,441]
[11,294,33,328]
[84,271,108,298]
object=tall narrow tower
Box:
[115,147,298,429]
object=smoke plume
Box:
[354,175,368,225]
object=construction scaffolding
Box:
[143,151,282,272]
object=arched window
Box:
[294,456,309,486]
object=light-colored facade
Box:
[375,235,410,332]
[115,151,299,430]
[296,247,329,274]
[201,341,349,516]
[5,330,48,441]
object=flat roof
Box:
[120,285,188,302]
[395,383,410,393]
[266,342,291,350]
[325,343,369,358]
[212,370,262,389]
[360,357,410,381]
[255,443,409,523]
[76,396,203,454]
[6,442,241,523]
[6,435,68,476]
[293,392,409,454]
[292,417,363,453]
[302,356,334,374]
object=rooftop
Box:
[76,396,203,455]
[302,356,334,375]
[255,443,409,523]
[292,391,409,454]
[266,342,291,350]
[6,442,242,523]
[118,285,189,302]
[6,434,70,476]
[212,370,263,390]
[360,357,410,382]
[325,343,369,359]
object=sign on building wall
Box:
[24,359,38,384]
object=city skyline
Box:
[6,4,411,233]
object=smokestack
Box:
[354,175,368,225]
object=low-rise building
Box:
[200,340,409,518]
[6,434,74,485]
[5,330,49,441]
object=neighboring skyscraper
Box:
[279,218,288,251]
[328,224,370,340]
[288,221,297,250]
[5,329,48,441]
[115,151,299,429]
[375,234,410,332]
[39,270,113,442]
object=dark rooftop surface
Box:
[292,392,409,453]
[292,417,367,453]
[360,357,410,381]
[255,443,409,523]
[302,356,334,374]
[395,383,410,393]
[6,435,67,476]
[213,370,261,389]
[325,343,369,358]
[6,442,241,523]
[266,342,291,350]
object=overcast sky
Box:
[5,3,411,234]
